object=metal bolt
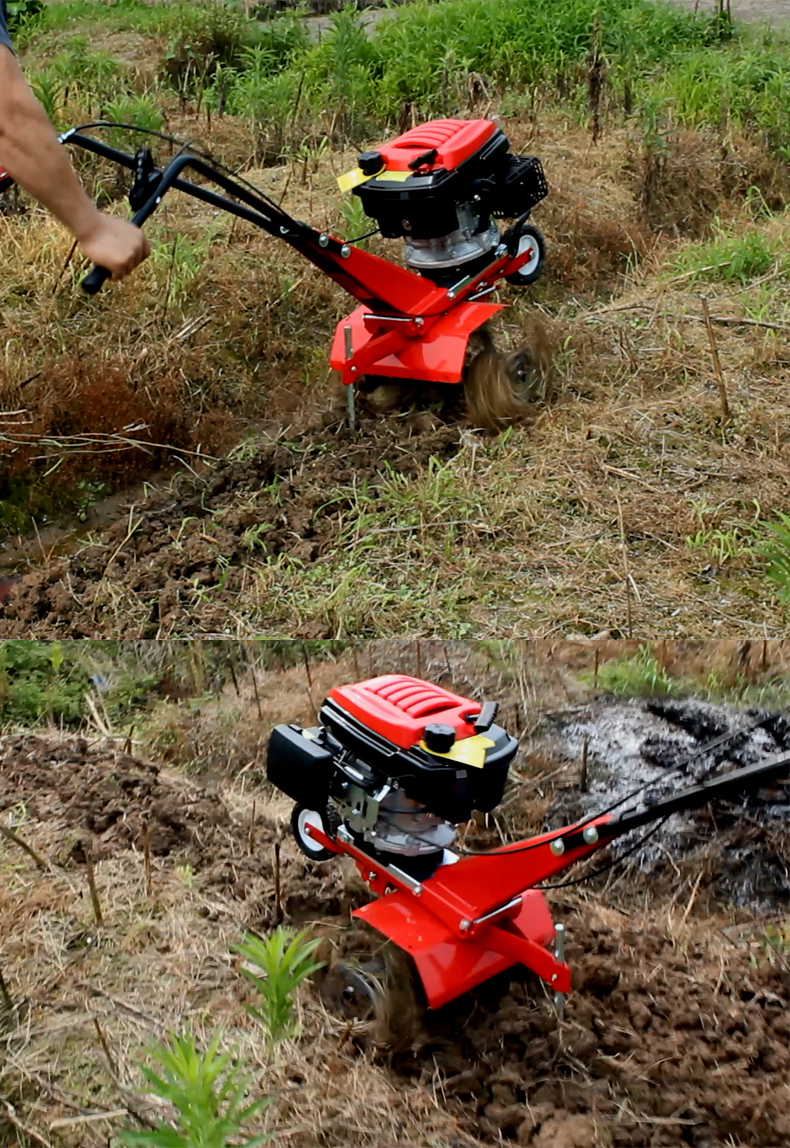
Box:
[318,233,329,248]
[368,871,376,881]
[351,366,357,374]
[340,244,351,259]
[459,919,471,932]
[551,973,558,982]
[549,838,565,856]
[583,825,599,845]
[415,317,424,327]
[447,290,456,300]
[496,243,507,257]
[280,226,289,236]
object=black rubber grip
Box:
[81,265,111,294]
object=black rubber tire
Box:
[505,223,546,286]
[291,803,334,861]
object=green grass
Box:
[759,511,790,602]
[11,1,744,148]
[583,645,677,697]
[670,225,782,285]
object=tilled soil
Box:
[0,419,462,638]
[391,912,789,1147]
[1,730,788,1146]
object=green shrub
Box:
[119,1028,269,1148]
[234,928,324,1046]
[587,645,676,697]
[671,226,779,285]
[5,0,44,36]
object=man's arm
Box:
[0,45,149,281]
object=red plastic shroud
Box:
[374,118,498,172]
[327,673,481,749]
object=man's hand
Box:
[0,45,150,283]
[76,213,151,281]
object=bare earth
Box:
[672,0,790,20]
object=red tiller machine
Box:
[268,674,790,1023]
[1,117,547,426]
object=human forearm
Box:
[0,49,101,239]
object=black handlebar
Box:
[81,264,112,294]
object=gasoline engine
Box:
[342,118,547,286]
[268,675,518,880]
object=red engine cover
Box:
[375,118,497,172]
[327,674,481,750]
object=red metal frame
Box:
[302,811,615,1009]
[327,674,481,749]
[326,240,532,386]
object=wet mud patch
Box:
[0,419,463,637]
[545,698,790,912]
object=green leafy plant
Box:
[5,0,44,34]
[588,644,676,698]
[234,928,324,1046]
[119,1027,269,1148]
[759,511,790,600]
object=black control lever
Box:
[473,701,499,734]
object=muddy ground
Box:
[1,667,788,1147]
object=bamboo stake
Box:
[274,841,282,925]
[0,823,48,870]
[84,845,104,926]
[415,640,422,680]
[580,736,589,792]
[248,654,263,721]
[92,1017,118,1078]
[442,642,453,683]
[141,822,153,898]
[701,295,730,422]
[248,799,256,854]
[0,968,13,1012]
[616,497,634,640]
[302,643,318,723]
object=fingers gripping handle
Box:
[80,199,151,294]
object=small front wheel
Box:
[291,804,334,861]
[505,223,546,286]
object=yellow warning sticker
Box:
[336,167,411,193]
[420,734,495,770]
[337,167,374,194]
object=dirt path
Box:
[672,0,790,20]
